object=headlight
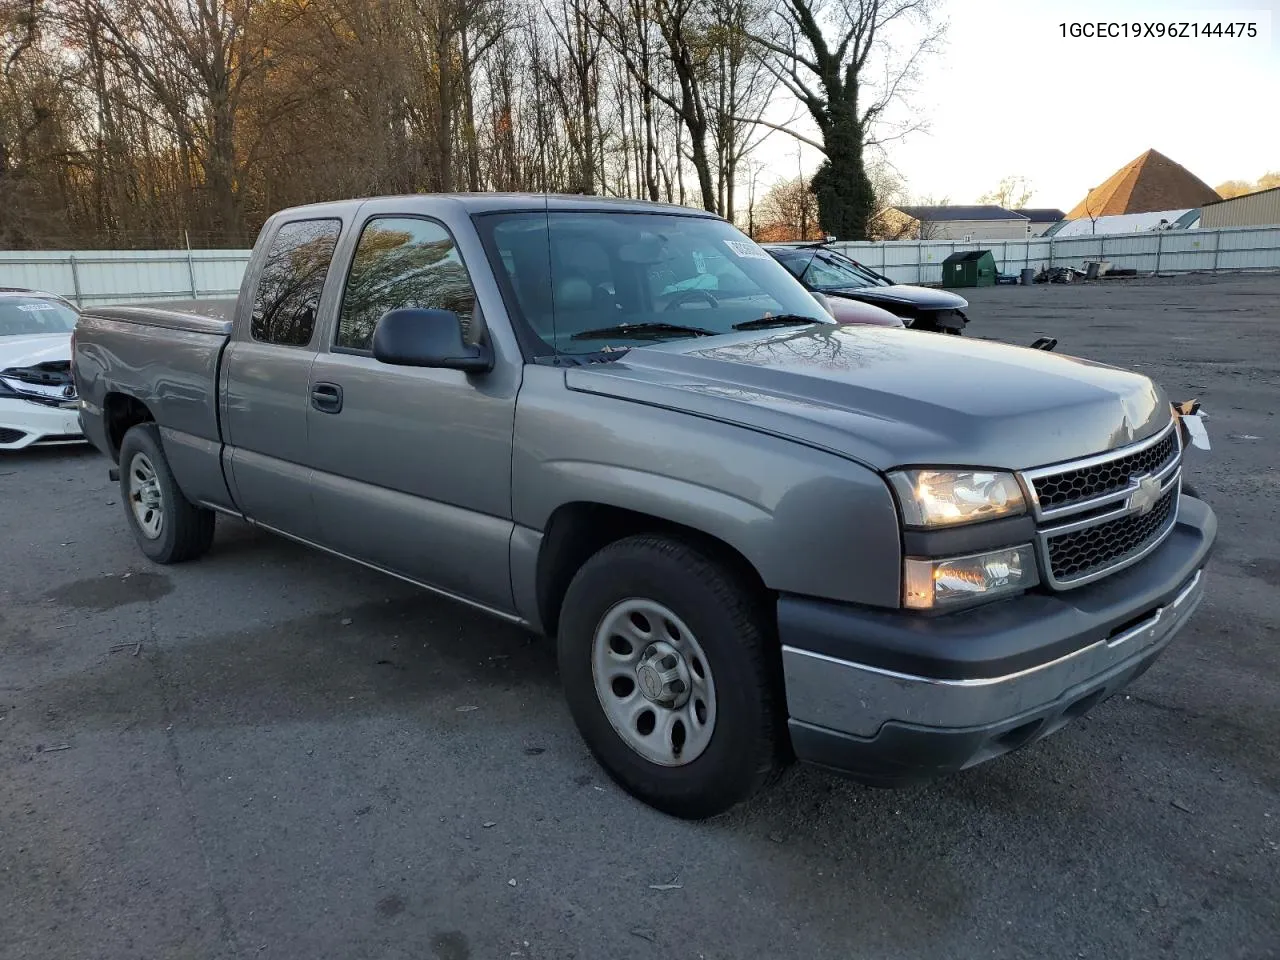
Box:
[889,469,1026,528]
[904,545,1037,610]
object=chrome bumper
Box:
[783,568,1202,738]
[778,495,1216,784]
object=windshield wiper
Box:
[732,314,819,331]
[570,321,716,341]
[795,249,820,287]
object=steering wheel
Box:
[664,288,720,311]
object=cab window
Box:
[336,217,478,352]
[250,219,341,346]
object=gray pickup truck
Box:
[73,195,1216,818]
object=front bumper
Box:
[0,398,84,450]
[781,495,1217,785]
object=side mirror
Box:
[372,308,493,372]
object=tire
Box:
[557,535,786,819]
[118,423,216,564]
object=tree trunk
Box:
[810,111,874,239]
[436,22,455,192]
[461,30,482,191]
[207,91,239,239]
[687,132,716,214]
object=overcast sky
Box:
[763,0,1278,210]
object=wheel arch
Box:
[534,501,769,640]
[102,392,157,463]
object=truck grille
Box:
[1046,486,1178,582]
[1033,429,1178,510]
[1020,420,1182,589]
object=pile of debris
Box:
[1031,264,1141,284]
[1033,266,1087,284]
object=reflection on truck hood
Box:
[564,325,1168,472]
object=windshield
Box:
[0,297,78,337]
[477,211,828,355]
[775,250,891,291]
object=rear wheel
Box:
[557,535,786,819]
[118,424,216,564]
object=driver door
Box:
[304,211,520,613]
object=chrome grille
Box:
[1033,429,1178,510]
[1019,420,1183,590]
[1046,486,1177,583]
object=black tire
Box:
[557,534,786,819]
[117,423,216,564]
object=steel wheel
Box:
[127,452,164,540]
[591,598,717,767]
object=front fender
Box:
[512,365,902,608]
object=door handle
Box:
[311,382,343,414]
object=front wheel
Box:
[118,423,216,564]
[557,535,786,819]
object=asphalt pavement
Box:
[1,272,1277,959]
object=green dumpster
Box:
[941,250,997,288]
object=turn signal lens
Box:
[904,545,1038,610]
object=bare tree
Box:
[704,0,776,221]
[754,174,822,241]
[67,0,273,237]
[747,0,943,239]
[978,174,1033,209]
[1,0,798,247]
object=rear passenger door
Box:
[221,217,342,540]
[305,213,520,613]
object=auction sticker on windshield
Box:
[724,240,769,259]
[17,302,57,311]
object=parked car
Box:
[810,290,904,327]
[0,288,84,450]
[763,243,969,333]
[74,195,1216,819]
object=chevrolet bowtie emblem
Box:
[1128,475,1162,516]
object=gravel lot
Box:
[2,272,1277,960]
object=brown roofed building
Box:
[1067,149,1220,220]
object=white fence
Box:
[0,249,251,306]
[831,225,1280,285]
[1,225,1278,306]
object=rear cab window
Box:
[250,219,342,346]
[336,217,478,352]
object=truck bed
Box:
[75,300,235,510]
[88,300,236,336]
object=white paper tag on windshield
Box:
[723,240,769,260]
[1182,414,1210,450]
[17,302,57,312]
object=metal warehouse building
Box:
[1200,187,1280,229]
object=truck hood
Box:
[828,285,968,311]
[564,325,1169,472]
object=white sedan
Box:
[0,289,84,450]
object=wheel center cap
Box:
[636,663,663,700]
[634,642,692,708]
